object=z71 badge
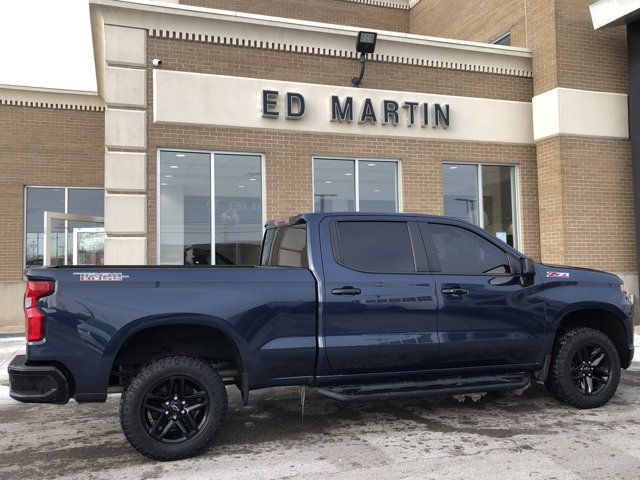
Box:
[546,271,570,279]
[73,272,129,282]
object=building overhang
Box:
[0,84,104,111]
[89,0,533,99]
[590,0,640,29]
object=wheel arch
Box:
[552,304,630,367]
[105,315,248,390]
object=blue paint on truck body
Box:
[20,213,635,402]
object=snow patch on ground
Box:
[629,334,640,371]
[0,336,25,384]
[0,386,18,406]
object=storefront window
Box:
[24,187,104,268]
[443,163,518,247]
[314,158,398,213]
[158,150,263,266]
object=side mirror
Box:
[520,257,536,277]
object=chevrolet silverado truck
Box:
[9,213,635,461]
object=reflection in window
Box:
[314,158,398,213]
[424,223,511,275]
[443,164,479,225]
[443,163,518,247]
[159,151,263,266]
[336,221,415,273]
[24,187,104,268]
[214,154,263,265]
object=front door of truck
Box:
[420,220,546,369]
[320,216,439,374]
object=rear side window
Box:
[424,223,511,275]
[261,225,308,267]
[335,221,416,273]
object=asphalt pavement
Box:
[0,335,639,480]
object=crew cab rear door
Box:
[319,216,439,375]
[420,219,546,369]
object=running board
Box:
[316,373,532,402]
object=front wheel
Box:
[120,356,228,461]
[546,327,620,409]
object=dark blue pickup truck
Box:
[10,212,635,460]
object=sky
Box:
[0,0,96,92]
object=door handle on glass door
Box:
[441,288,468,295]
[331,286,362,296]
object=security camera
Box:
[152,58,163,67]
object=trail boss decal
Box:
[73,272,129,282]
[546,271,570,279]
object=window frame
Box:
[420,219,518,276]
[442,161,521,249]
[156,148,266,266]
[312,156,402,213]
[23,185,105,268]
[260,224,308,268]
[330,218,428,275]
[491,30,511,46]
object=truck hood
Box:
[539,263,623,285]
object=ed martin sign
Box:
[153,70,534,144]
[262,90,451,128]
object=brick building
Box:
[0,0,636,330]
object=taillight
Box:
[24,280,55,342]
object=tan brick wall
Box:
[554,0,627,94]
[560,137,635,271]
[0,105,104,281]
[536,136,566,264]
[409,0,527,47]
[147,125,541,264]
[181,0,410,32]
[537,136,635,272]
[149,36,533,101]
[527,0,558,95]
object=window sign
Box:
[443,163,518,247]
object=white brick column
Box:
[103,25,148,265]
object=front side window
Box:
[25,187,104,267]
[335,221,415,273]
[425,223,511,275]
[314,158,398,213]
[443,163,518,247]
[158,150,263,265]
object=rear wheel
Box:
[546,327,620,409]
[120,356,227,461]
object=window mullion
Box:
[354,159,360,211]
[477,164,484,229]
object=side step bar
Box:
[316,373,531,402]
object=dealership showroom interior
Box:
[1,0,640,478]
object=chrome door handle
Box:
[331,286,362,296]
[441,288,468,295]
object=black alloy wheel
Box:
[570,344,611,396]
[142,375,210,443]
[546,326,620,409]
[120,356,228,461]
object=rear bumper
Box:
[8,355,70,404]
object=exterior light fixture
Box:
[352,31,377,88]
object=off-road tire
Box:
[120,355,227,461]
[546,327,620,409]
